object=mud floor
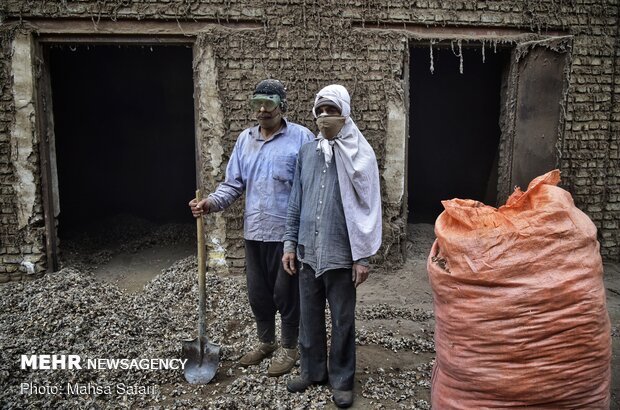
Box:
[0,219,618,409]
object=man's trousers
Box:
[298,263,356,390]
[245,240,299,348]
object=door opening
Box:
[46,44,197,279]
[408,45,510,223]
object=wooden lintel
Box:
[10,18,567,42]
[353,22,567,41]
[6,18,261,39]
[36,34,194,44]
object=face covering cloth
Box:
[316,115,346,164]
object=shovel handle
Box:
[196,190,206,339]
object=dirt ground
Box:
[2,220,618,409]
[90,223,439,409]
[88,222,620,409]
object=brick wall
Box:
[612,20,620,260]
[0,27,47,282]
[194,27,406,271]
[0,30,18,282]
[1,0,618,277]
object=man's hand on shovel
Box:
[189,198,211,217]
[182,190,220,385]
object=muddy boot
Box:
[286,376,327,393]
[332,389,354,408]
[238,341,277,367]
[267,347,299,377]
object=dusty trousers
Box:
[245,240,299,348]
[298,263,356,390]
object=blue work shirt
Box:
[283,142,367,276]
[208,119,314,242]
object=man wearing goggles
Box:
[249,94,281,113]
[189,79,313,377]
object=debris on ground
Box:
[0,219,435,409]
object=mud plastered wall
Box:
[0,27,47,282]
[0,0,619,277]
[194,27,406,273]
[0,32,19,282]
[561,7,619,261]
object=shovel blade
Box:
[182,337,220,384]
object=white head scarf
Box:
[313,85,382,261]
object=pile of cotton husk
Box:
[1,219,434,409]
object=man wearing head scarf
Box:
[282,84,382,408]
[189,79,313,377]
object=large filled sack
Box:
[428,170,611,409]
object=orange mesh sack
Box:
[428,170,611,409]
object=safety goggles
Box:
[250,94,281,112]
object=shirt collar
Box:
[251,118,289,141]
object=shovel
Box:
[182,190,220,384]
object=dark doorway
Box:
[48,44,196,238]
[408,45,510,223]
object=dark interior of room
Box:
[48,44,196,239]
[408,45,510,223]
